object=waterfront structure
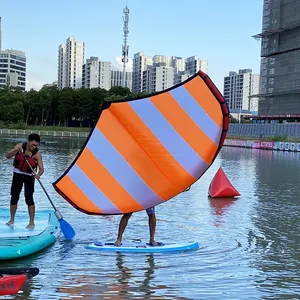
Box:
[223,69,260,115]
[254,0,300,116]
[58,36,85,89]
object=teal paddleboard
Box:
[0,209,60,260]
[87,241,199,253]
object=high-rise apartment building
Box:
[82,57,99,89]
[132,52,208,93]
[172,57,185,73]
[82,57,111,90]
[185,56,208,75]
[142,64,174,93]
[254,0,300,115]
[174,72,192,85]
[223,69,260,112]
[132,52,153,92]
[58,36,84,89]
[99,61,111,90]
[0,17,26,91]
[0,50,26,91]
[0,17,2,51]
[111,70,132,90]
[153,55,173,67]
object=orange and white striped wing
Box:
[53,71,229,215]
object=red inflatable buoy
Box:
[208,167,240,198]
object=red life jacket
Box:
[13,142,39,174]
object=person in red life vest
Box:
[5,133,44,229]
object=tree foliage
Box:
[0,85,150,127]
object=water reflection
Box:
[114,253,191,300]
[209,197,237,227]
[52,252,190,300]
[115,253,133,297]
[115,253,158,299]
[220,147,300,298]
[10,279,34,299]
[1,257,39,300]
[1,137,300,298]
[250,150,300,297]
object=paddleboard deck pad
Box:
[87,241,199,253]
[0,209,60,260]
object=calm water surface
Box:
[0,135,299,299]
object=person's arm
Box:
[34,152,44,180]
[6,143,22,159]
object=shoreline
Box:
[0,128,89,138]
[224,138,300,152]
[1,128,299,152]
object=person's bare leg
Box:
[114,213,132,246]
[6,204,17,226]
[148,213,157,245]
[26,205,35,229]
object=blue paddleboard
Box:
[87,241,199,253]
[0,209,60,260]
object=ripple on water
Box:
[1,141,300,299]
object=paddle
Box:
[21,153,75,240]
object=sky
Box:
[1,0,263,92]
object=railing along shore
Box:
[0,129,89,138]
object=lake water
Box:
[0,135,299,299]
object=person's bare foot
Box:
[26,223,35,229]
[149,240,162,246]
[149,239,157,246]
[114,239,122,246]
[6,220,14,226]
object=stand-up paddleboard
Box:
[87,241,199,253]
[0,209,60,260]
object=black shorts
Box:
[10,172,35,206]
[146,207,155,215]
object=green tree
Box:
[57,88,75,126]
[108,86,131,97]
[0,86,24,123]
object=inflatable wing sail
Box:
[53,71,229,215]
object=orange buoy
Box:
[208,167,240,198]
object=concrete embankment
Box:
[228,123,300,139]
[225,139,300,152]
[226,123,300,152]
